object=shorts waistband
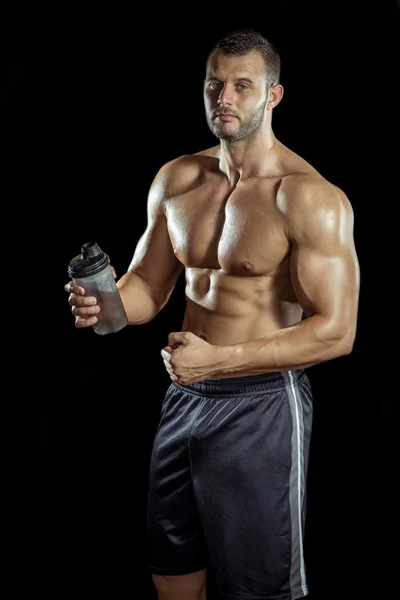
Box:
[174,369,305,398]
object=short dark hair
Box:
[207,28,281,88]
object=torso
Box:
[164,142,322,345]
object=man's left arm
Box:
[215,179,361,375]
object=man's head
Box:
[204,28,283,142]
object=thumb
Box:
[167,332,187,348]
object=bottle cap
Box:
[67,241,110,278]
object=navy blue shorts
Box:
[147,370,313,600]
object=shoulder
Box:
[150,145,220,199]
[277,172,354,241]
[272,140,353,223]
[278,172,352,212]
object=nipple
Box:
[241,260,255,271]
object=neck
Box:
[218,126,277,182]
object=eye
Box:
[236,84,248,90]
[207,81,222,89]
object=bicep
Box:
[290,192,360,334]
[125,170,183,301]
[129,211,183,293]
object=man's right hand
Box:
[64,282,100,328]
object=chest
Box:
[166,179,290,275]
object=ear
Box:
[266,84,284,110]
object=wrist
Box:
[212,344,243,377]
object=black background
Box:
[4,1,396,598]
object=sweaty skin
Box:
[67,50,360,385]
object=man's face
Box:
[204,50,269,142]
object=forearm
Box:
[214,314,355,377]
[116,270,169,325]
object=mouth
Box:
[215,113,237,121]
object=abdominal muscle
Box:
[181,267,303,346]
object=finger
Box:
[64,282,85,295]
[69,295,98,308]
[75,315,98,328]
[160,348,172,361]
[110,266,117,279]
[71,304,100,318]
[168,332,186,347]
[163,358,173,372]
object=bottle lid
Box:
[67,241,110,278]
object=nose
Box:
[217,84,234,107]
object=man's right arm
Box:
[116,160,184,325]
[66,159,185,329]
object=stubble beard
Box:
[207,101,267,142]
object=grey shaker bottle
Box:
[68,241,128,335]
